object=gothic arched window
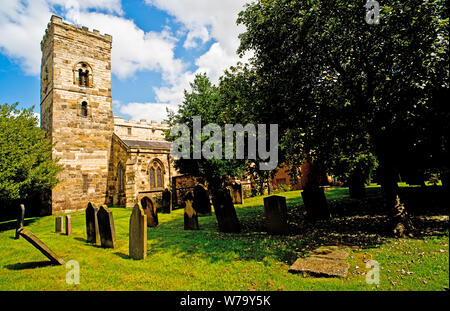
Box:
[149,160,164,189]
[117,162,125,193]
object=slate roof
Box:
[121,139,172,150]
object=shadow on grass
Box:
[114,252,130,260]
[0,218,39,233]
[145,186,449,266]
[4,260,55,270]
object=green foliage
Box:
[237,0,449,183]
[0,103,61,204]
[165,74,246,187]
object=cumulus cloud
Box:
[119,102,177,123]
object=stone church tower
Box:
[40,15,114,213]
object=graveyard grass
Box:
[0,187,448,291]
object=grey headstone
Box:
[86,202,100,244]
[65,215,72,235]
[129,203,147,260]
[97,205,116,248]
[184,192,199,230]
[263,195,288,235]
[17,227,65,265]
[15,204,25,240]
[55,216,64,233]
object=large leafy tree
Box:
[237,0,449,234]
[0,103,61,211]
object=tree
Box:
[237,0,449,234]
[0,103,61,213]
[166,74,243,233]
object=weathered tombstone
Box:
[193,184,212,216]
[300,160,330,220]
[161,189,172,214]
[85,202,100,244]
[229,183,244,205]
[15,204,25,240]
[17,227,65,265]
[212,189,241,233]
[65,215,72,235]
[97,205,116,248]
[129,203,147,260]
[55,216,64,233]
[184,192,199,230]
[263,195,288,235]
[141,196,158,227]
[289,248,349,277]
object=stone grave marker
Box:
[15,204,25,240]
[86,202,100,244]
[161,189,172,213]
[289,248,349,278]
[193,184,212,216]
[129,203,147,260]
[97,205,116,248]
[65,215,72,235]
[55,216,64,233]
[17,227,65,265]
[263,195,288,235]
[212,189,241,233]
[184,192,199,230]
[141,197,158,227]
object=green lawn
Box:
[0,187,448,291]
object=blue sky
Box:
[0,0,251,122]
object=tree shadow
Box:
[0,218,39,232]
[4,260,55,270]
[145,186,448,266]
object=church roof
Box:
[121,139,172,150]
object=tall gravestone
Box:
[161,189,172,213]
[184,192,199,230]
[86,202,100,244]
[55,216,64,233]
[212,189,241,233]
[263,195,289,235]
[65,215,72,235]
[141,197,158,227]
[129,203,147,260]
[193,184,212,216]
[15,204,25,240]
[97,205,116,248]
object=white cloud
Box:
[119,102,178,123]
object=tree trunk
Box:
[379,162,414,237]
[211,188,241,233]
[300,160,330,220]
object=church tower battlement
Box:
[40,15,114,213]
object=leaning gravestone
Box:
[15,204,25,240]
[212,189,241,233]
[263,195,289,235]
[65,215,72,236]
[184,192,199,230]
[141,197,158,227]
[97,205,116,248]
[129,203,147,260]
[161,189,172,213]
[193,184,212,216]
[17,227,65,265]
[55,216,64,233]
[86,202,100,244]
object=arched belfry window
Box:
[81,101,88,117]
[73,62,93,87]
[149,160,164,189]
[117,162,125,193]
